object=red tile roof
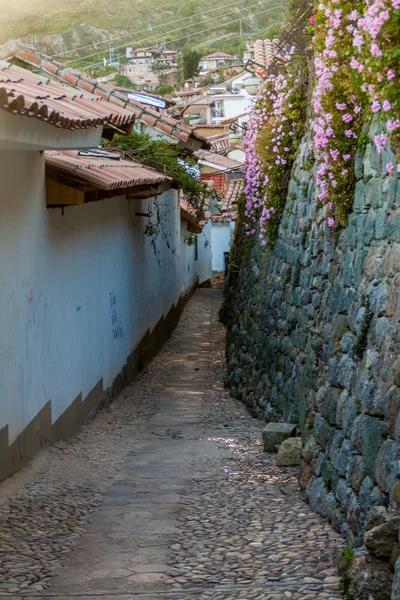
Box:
[212,178,243,222]
[201,52,236,60]
[195,149,243,171]
[254,39,279,68]
[0,42,208,148]
[0,60,135,130]
[45,150,172,190]
[179,199,207,233]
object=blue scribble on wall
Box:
[109,290,123,339]
[76,305,82,312]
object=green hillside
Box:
[0,0,284,64]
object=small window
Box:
[194,235,198,261]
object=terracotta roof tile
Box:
[0,42,209,148]
[212,178,243,221]
[0,60,135,130]
[195,149,243,171]
[45,150,172,190]
[253,39,279,68]
[201,52,236,60]
[179,199,205,233]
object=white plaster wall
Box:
[196,219,212,284]
[223,96,251,120]
[0,151,211,443]
[211,221,235,271]
[227,148,245,163]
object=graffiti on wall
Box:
[109,290,123,340]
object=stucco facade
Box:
[0,150,211,481]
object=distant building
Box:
[199,52,237,74]
[120,46,179,91]
[207,93,250,125]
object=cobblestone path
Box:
[0,290,345,600]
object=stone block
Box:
[321,386,342,425]
[348,552,393,600]
[365,506,391,532]
[365,177,384,209]
[392,482,400,505]
[276,437,302,466]
[347,454,366,492]
[364,517,400,557]
[375,440,400,494]
[262,422,296,452]
[333,314,349,339]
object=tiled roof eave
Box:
[45,150,173,192]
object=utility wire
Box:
[54,0,264,57]
[70,4,283,68]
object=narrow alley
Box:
[0,291,344,600]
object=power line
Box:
[54,0,262,58]
[67,2,280,65]
[69,4,283,68]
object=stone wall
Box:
[224,121,400,547]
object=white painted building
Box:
[0,61,212,482]
[210,179,243,286]
[207,94,251,124]
[199,52,237,74]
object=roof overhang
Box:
[44,151,174,206]
[45,166,173,206]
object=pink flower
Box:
[393,0,400,8]
[382,100,392,111]
[343,154,351,160]
[343,113,353,123]
[375,133,388,152]
[386,119,400,132]
[386,163,394,174]
[371,100,381,113]
[387,69,396,80]
[336,102,347,110]
[370,41,382,57]
[327,217,335,228]
[345,129,354,138]
[310,16,316,25]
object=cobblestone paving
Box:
[0,290,345,600]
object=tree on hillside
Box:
[150,60,172,84]
[112,75,137,89]
[182,49,201,81]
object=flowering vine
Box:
[310,0,400,227]
[243,59,307,243]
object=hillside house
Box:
[0,57,212,483]
[207,94,250,124]
[121,46,178,90]
[199,52,237,74]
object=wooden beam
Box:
[46,179,85,206]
